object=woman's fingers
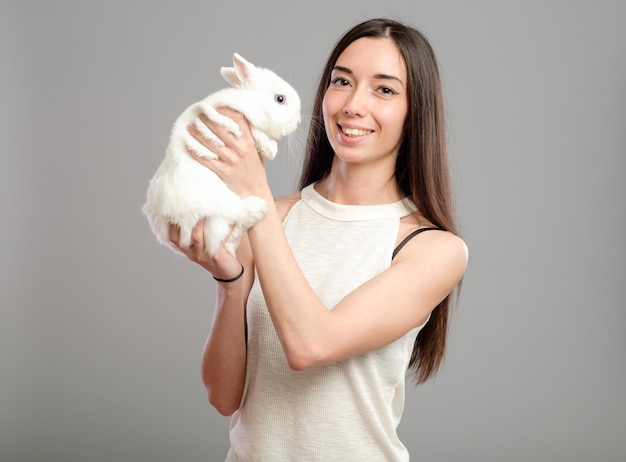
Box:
[214,107,252,139]
[186,117,236,172]
[187,123,221,159]
[192,108,253,157]
[168,220,243,279]
[190,219,206,248]
[169,223,181,246]
[169,221,206,259]
[197,113,236,143]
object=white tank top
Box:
[226,184,426,462]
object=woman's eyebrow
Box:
[332,65,353,75]
[332,65,404,86]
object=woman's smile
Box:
[338,123,373,139]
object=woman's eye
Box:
[378,86,397,95]
[331,77,350,86]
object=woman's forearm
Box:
[201,280,248,416]
[246,201,331,371]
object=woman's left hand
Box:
[187,107,271,200]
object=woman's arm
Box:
[189,109,468,371]
[247,200,468,370]
[169,223,252,416]
[201,241,252,416]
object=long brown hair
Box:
[299,18,459,384]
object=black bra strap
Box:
[392,227,444,260]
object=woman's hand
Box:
[169,220,243,282]
[187,108,271,200]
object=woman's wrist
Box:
[242,182,273,205]
[212,264,244,283]
[201,247,246,284]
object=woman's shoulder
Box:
[396,215,468,266]
[275,191,302,221]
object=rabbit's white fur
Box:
[143,53,301,256]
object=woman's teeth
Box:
[341,126,370,137]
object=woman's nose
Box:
[342,88,368,117]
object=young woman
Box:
[170,17,468,462]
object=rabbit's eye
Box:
[275,95,286,104]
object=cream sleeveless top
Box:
[225,184,427,462]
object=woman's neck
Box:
[315,164,403,205]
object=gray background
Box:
[2,1,625,461]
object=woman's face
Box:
[323,36,408,166]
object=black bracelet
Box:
[212,264,244,283]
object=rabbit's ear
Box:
[220,66,241,87]
[220,53,255,88]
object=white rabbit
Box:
[143,53,301,257]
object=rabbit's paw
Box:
[250,127,278,160]
[240,195,268,224]
[203,216,232,256]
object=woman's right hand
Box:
[169,220,243,282]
